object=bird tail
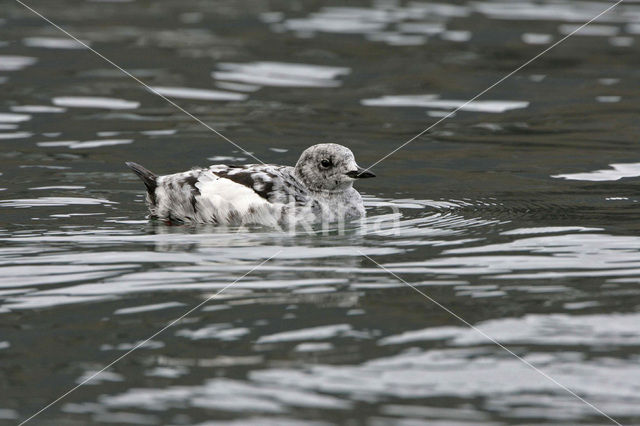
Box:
[125,161,158,202]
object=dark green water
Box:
[2,0,640,424]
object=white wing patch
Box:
[195,171,280,225]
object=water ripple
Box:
[52,96,140,110]
[213,62,350,88]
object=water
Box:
[1,0,640,424]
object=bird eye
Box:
[320,159,331,168]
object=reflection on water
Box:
[0,55,37,71]
[362,95,530,113]
[23,37,87,49]
[2,0,640,424]
[213,62,351,88]
[52,96,141,110]
[553,162,640,181]
[151,86,248,101]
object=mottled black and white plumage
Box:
[126,143,375,226]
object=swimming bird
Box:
[126,143,375,227]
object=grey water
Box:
[2,0,640,424]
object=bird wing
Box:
[152,164,310,224]
[207,164,308,204]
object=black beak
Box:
[346,166,376,179]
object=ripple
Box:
[140,129,177,136]
[0,55,37,71]
[176,324,249,341]
[361,95,529,113]
[151,86,248,101]
[559,24,620,37]
[294,342,333,352]
[280,4,469,37]
[256,324,354,344]
[397,22,446,35]
[366,229,640,281]
[249,349,640,421]
[75,370,123,385]
[10,105,66,113]
[0,264,133,289]
[197,418,328,426]
[23,37,88,49]
[0,197,115,208]
[207,155,247,162]
[100,377,351,414]
[0,132,32,140]
[52,96,140,110]
[472,1,632,23]
[0,113,31,123]
[500,226,602,235]
[365,32,426,46]
[522,33,553,44]
[0,409,17,420]
[213,62,350,88]
[113,301,186,315]
[283,17,386,34]
[69,139,133,149]
[214,81,261,92]
[36,140,79,147]
[29,186,85,191]
[552,162,640,181]
[379,312,640,347]
[596,95,621,103]
[36,139,133,149]
[441,30,472,42]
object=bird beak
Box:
[346,166,376,179]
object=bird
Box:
[125,143,375,227]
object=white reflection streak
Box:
[358,251,622,426]
[13,0,266,165]
[18,251,282,426]
[363,0,625,173]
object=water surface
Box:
[2,0,640,424]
